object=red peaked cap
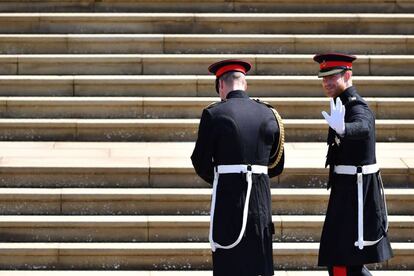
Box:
[313,53,357,78]
[208,59,252,79]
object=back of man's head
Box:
[221,71,245,83]
[221,71,246,89]
[217,71,248,99]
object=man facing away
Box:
[191,59,285,276]
[314,53,393,276]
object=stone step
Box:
[0,0,412,13]
[0,188,412,215]
[1,13,414,35]
[0,75,413,97]
[0,215,411,243]
[0,34,412,54]
[0,97,411,119]
[0,142,411,188]
[0,118,411,142]
[0,242,410,270]
[1,54,413,76]
[0,272,413,276]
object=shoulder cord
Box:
[268,107,285,169]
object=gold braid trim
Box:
[204,100,225,110]
[268,107,285,169]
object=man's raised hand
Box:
[322,98,346,135]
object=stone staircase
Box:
[0,0,412,275]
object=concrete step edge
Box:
[0,188,411,196]
[0,271,412,276]
[2,96,413,104]
[0,215,411,226]
[0,118,412,123]
[0,242,410,252]
[1,75,414,80]
[0,34,412,38]
[2,13,414,19]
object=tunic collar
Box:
[226,90,249,99]
[337,86,358,105]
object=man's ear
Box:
[219,79,224,91]
[344,70,352,81]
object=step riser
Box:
[0,194,410,215]
[2,56,414,76]
[2,17,414,35]
[0,1,412,13]
[0,36,412,55]
[1,271,410,276]
[0,168,409,188]
[0,78,412,97]
[0,252,313,270]
[0,245,410,270]
[2,100,412,120]
[0,221,410,242]
[0,121,411,142]
[0,170,151,188]
[0,122,197,142]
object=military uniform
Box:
[314,53,393,275]
[191,60,284,276]
[319,86,393,266]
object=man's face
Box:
[322,72,347,98]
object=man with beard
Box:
[314,53,393,276]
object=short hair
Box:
[220,71,246,86]
[339,69,353,78]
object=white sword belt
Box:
[334,164,388,250]
[209,164,268,252]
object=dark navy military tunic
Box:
[318,86,393,266]
[191,90,284,276]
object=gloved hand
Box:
[322,98,346,135]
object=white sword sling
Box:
[209,164,268,252]
[334,164,389,250]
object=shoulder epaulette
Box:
[254,98,273,108]
[254,99,285,169]
[345,97,367,108]
[205,101,223,109]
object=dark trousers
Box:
[328,265,372,276]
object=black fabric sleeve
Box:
[268,150,284,178]
[268,117,284,178]
[191,109,215,185]
[343,101,374,140]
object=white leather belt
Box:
[217,164,268,174]
[334,164,379,175]
[209,164,268,252]
[334,164,385,250]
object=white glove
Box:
[322,98,346,135]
